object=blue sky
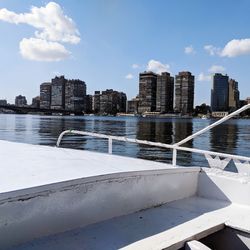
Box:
[0,0,250,105]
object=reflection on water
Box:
[209,121,238,154]
[0,114,249,167]
[173,120,193,166]
[136,120,173,163]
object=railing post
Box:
[172,148,177,167]
[108,138,113,154]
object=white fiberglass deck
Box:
[0,139,175,195]
[1,139,250,250]
[8,197,228,250]
[10,197,250,250]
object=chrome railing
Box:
[56,104,250,174]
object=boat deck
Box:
[10,196,250,250]
[0,140,174,195]
[1,140,250,249]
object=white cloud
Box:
[0,2,80,61]
[220,39,250,57]
[125,73,134,80]
[198,73,211,82]
[147,59,170,74]
[132,64,139,69]
[198,65,225,82]
[0,2,80,44]
[204,45,220,56]
[20,38,70,61]
[184,45,195,54]
[208,65,226,73]
[204,39,250,58]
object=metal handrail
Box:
[56,130,177,152]
[171,104,250,166]
[56,104,250,173]
[56,129,250,161]
[175,104,250,147]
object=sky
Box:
[0,0,250,105]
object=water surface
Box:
[0,114,249,169]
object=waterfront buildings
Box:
[210,74,240,112]
[175,71,195,115]
[31,96,40,108]
[211,73,229,112]
[15,95,27,107]
[40,76,86,113]
[99,89,127,114]
[119,92,127,113]
[99,90,112,114]
[0,99,7,105]
[138,72,157,113]
[92,91,101,113]
[211,111,229,118]
[65,79,86,112]
[228,79,240,111]
[130,71,192,115]
[40,82,51,109]
[127,97,140,114]
[11,70,245,116]
[156,72,174,113]
[85,95,93,114]
[51,76,66,110]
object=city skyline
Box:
[4,70,245,115]
[1,1,250,104]
[0,70,246,106]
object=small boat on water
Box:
[1,105,250,250]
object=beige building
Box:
[156,72,174,113]
[138,71,157,113]
[127,97,139,114]
[228,79,240,111]
[175,71,195,115]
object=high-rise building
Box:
[138,71,157,113]
[127,97,140,114]
[51,76,66,110]
[228,79,240,111]
[0,99,7,106]
[15,95,27,107]
[175,71,195,114]
[99,89,127,114]
[211,73,229,111]
[156,72,174,113]
[93,91,101,113]
[31,96,40,108]
[65,79,86,112]
[119,92,127,113]
[84,94,93,113]
[40,82,51,109]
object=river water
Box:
[0,114,249,169]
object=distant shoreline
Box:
[1,111,250,119]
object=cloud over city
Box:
[132,64,139,69]
[204,45,220,56]
[198,73,211,82]
[125,73,134,80]
[220,39,250,57]
[184,45,195,55]
[19,38,71,62]
[208,65,226,73]
[147,59,170,74]
[198,64,226,82]
[0,2,80,61]
[204,39,250,58]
